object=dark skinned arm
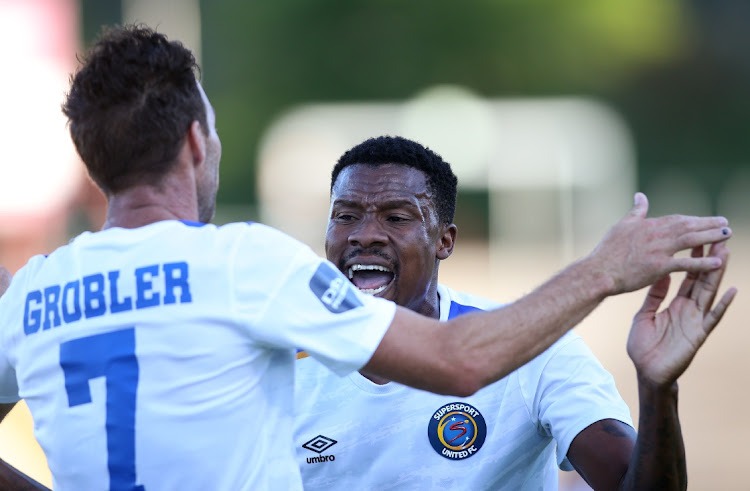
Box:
[568,242,736,490]
[568,389,684,491]
[0,457,50,491]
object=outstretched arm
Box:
[364,193,732,396]
[568,241,736,490]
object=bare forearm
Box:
[621,377,686,491]
[365,256,613,395]
[366,199,731,396]
[460,256,614,390]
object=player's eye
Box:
[387,216,408,222]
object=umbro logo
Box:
[303,435,337,454]
[302,435,337,464]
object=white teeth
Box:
[346,264,393,295]
[359,285,388,295]
[347,264,392,279]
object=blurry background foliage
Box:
[81,0,750,221]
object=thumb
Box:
[636,275,671,319]
[628,192,649,219]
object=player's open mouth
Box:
[347,264,394,295]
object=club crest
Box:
[427,402,487,460]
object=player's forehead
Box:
[332,163,431,206]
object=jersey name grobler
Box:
[23,261,192,335]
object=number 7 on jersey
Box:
[60,327,145,491]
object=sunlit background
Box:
[0,0,748,489]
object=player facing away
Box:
[294,136,737,490]
[0,26,734,490]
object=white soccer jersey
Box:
[0,220,396,491]
[295,284,633,490]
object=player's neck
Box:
[102,157,203,230]
[360,372,391,385]
[410,286,441,320]
[103,182,199,230]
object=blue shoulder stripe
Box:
[179,220,206,227]
[178,220,256,227]
[447,301,484,320]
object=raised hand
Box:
[589,193,730,295]
[626,241,737,387]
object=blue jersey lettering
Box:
[22,261,193,335]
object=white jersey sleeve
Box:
[231,224,396,375]
[520,333,634,469]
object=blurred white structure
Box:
[123,0,202,63]
[258,86,637,270]
[0,0,80,233]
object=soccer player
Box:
[294,136,736,490]
[0,26,732,490]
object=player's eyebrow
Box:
[331,198,360,208]
[333,198,422,212]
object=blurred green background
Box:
[81,0,750,220]
[2,2,748,489]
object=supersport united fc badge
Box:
[427,402,487,460]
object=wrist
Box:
[637,371,679,396]
[573,255,619,299]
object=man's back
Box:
[0,220,395,490]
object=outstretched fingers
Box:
[671,254,723,275]
[652,218,729,276]
[703,287,738,336]
[676,246,704,298]
[691,242,730,313]
[673,224,731,253]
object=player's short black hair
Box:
[62,24,207,194]
[331,136,458,224]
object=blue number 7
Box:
[60,328,145,491]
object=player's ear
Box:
[436,223,457,260]
[186,120,206,167]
